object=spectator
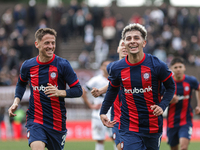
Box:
[94,35,109,68]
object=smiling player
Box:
[8,28,82,150]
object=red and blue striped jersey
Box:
[107,62,122,123]
[107,53,172,133]
[111,90,122,123]
[167,74,200,128]
[18,54,80,131]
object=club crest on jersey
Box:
[50,71,57,80]
[143,72,150,81]
[185,86,190,91]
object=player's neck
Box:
[128,52,144,64]
[174,74,184,81]
[38,55,53,63]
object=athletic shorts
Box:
[92,117,112,140]
[167,124,192,147]
[26,123,67,150]
[119,130,162,150]
[112,122,120,146]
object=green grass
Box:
[0,140,200,150]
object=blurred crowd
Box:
[0,0,200,85]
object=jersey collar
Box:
[172,74,185,82]
[36,54,55,65]
[125,53,146,66]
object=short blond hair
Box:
[35,28,57,42]
[121,23,147,40]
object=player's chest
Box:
[119,66,157,86]
[176,82,191,95]
[28,65,59,84]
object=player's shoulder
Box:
[54,55,70,64]
[145,53,167,67]
[185,74,198,82]
[21,57,37,68]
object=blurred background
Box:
[0,0,200,143]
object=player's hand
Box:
[44,83,62,97]
[90,104,102,110]
[91,87,101,98]
[150,105,163,116]
[8,104,18,117]
[195,106,200,115]
[100,114,116,128]
[170,95,179,104]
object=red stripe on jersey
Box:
[49,65,62,131]
[20,75,28,82]
[179,82,190,126]
[113,95,121,122]
[69,79,79,87]
[118,100,122,130]
[109,80,120,87]
[30,65,43,124]
[141,65,159,133]
[167,82,177,128]
[121,67,139,132]
[157,80,161,103]
[167,103,176,128]
[162,72,172,82]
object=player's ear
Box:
[142,40,147,47]
[35,41,39,48]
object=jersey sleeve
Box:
[62,60,80,87]
[157,60,172,82]
[19,60,29,82]
[190,76,200,90]
[107,62,120,88]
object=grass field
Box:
[0,140,200,150]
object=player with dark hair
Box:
[167,57,200,150]
[8,28,82,150]
[100,23,175,150]
[91,39,128,150]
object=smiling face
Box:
[35,34,56,62]
[124,30,146,55]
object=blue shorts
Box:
[112,122,120,146]
[26,123,67,150]
[167,124,192,147]
[119,130,162,150]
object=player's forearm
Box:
[99,84,109,95]
[195,90,200,107]
[159,76,175,111]
[66,84,83,98]
[13,97,21,105]
[15,79,27,100]
[100,85,119,115]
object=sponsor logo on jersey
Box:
[122,77,129,81]
[32,85,58,91]
[124,86,152,94]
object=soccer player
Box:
[167,57,200,150]
[81,60,112,150]
[8,28,82,150]
[100,23,175,150]
[91,39,128,150]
